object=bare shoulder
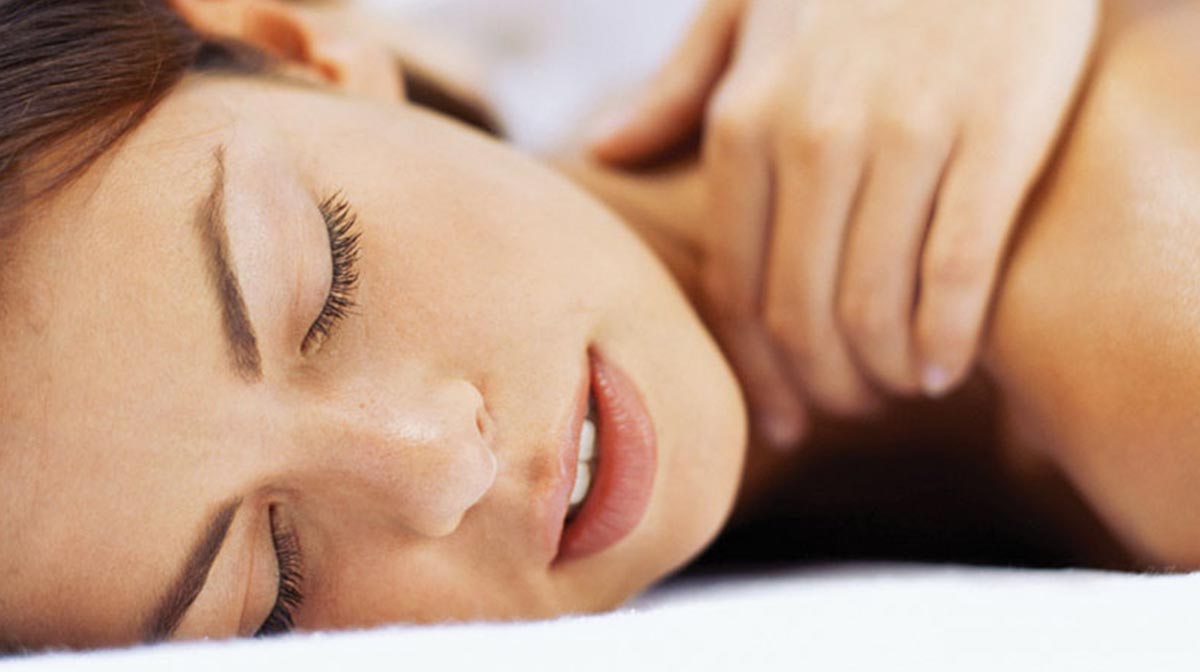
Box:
[986,0,1200,566]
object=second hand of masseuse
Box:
[590,0,1100,447]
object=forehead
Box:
[0,82,258,647]
[0,82,237,438]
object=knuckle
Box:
[763,306,816,370]
[923,242,989,292]
[762,302,797,343]
[783,113,858,163]
[880,108,940,150]
[781,341,818,377]
[838,286,902,345]
[706,99,765,156]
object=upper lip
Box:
[554,349,657,564]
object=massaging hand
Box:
[589,0,1099,445]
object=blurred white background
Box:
[357,0,703,150]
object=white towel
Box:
[6,565,1197,671]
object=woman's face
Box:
[0,74,745,648]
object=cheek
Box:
[596,282,747,577]
[306,534,556,627]
[349,166,635,356]
[322,109,744,584]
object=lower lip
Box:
[556,350,657,563]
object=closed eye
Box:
[302,192,361,355]
[255,506,304,637]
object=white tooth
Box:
[569,463,592,506]
[578,418,597,462]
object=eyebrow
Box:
[195,146,263,383]
[144,498,242,641]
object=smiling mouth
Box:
[555,350,657,564]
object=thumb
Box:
[587,0,744,165]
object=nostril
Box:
[476,403,497,443]
[476,401,500,483]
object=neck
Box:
[553,154,708,302]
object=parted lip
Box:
[554,349,657,564]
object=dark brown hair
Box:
[0,7,256,650]
[0,0,504,241]
[0,0,263,236]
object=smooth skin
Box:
[3,0,1200,652]
[572,0,1200,568]
[0,0,746,648]
[591,0,1100,446]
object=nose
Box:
[298,370,498,538]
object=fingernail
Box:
[756,411,805,450]
[922,364,953,398]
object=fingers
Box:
[837,124,954,394]
[715,320,809,449]
[700,69,807,447]
[906,7,1095,396]
[699,88,771,322]
[914,139,1028,396]
[764,115,879,415]
[587,0,745,165]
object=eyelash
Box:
[302,193,362,355]
[255,506,305,637]
[257,198,357,631]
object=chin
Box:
[608,301,748,600]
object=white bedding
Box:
[361,0,704,151]
[6,564,1197,670]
